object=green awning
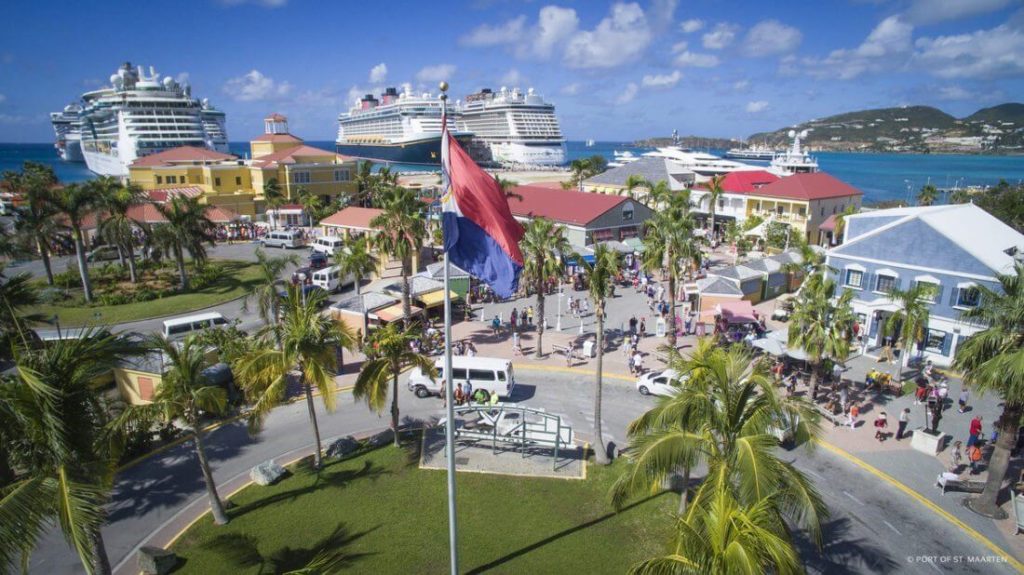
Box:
[623,237,645,253]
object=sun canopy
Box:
[764,330,808,361]
[376,303,423,323]
[700,300,758,324]
[416,289,458,309]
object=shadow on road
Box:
[795,516,898,574]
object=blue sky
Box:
[0,0,1021,142]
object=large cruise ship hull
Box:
[335,134,472,166]
[82,149,129,178]
[57,140,84,163]
[489,141,566,166]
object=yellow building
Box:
[743,173,863,244]
[127,113,359,219]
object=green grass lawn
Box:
[171,440,675,574]
[27,260,263,326]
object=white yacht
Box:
[768,130,819,176]
[458,87,566,166]
[336,86,471,165]
[73,62,229,177]
[49,103,84,162]
[643,146,762,179]
[608,150,640,168]
[724,143,777,161]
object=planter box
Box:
[910,427,948,456]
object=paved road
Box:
[29,368,1018,575]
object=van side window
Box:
[497,371,506,381]
[213,317,228,326]
[469,369,496,381]
[168,323,191,335]
[452,368,468,380]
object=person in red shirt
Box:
[967,416,983,448]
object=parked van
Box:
[408,356,515,400]
[310,265,354,293]
[162,312,229,339]
[262,229,305,249]
[310,236,345,256]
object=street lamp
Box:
[556,283,564,331]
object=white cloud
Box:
[905,0,1012,25]
[674,50,720,68]
[528,6,579,58]
[746,100,769,113]
[561,82,582,95]
[680,19,704,34]
[500,68,524,87]
[642,70,682,88]
[223,70,292,101]
[803,15,914,79]
[219,0,287,7]
[0,93,7,104]
[369,63,388,84]
[702,23,739,50]
[648,0,679,34]
[415,64,457,84]
[733,79,750,92]
[460,15,527,47]
[742,20,802,56]
[616,82,639,104]
[671,41,688,53]
[565,3,653,69]
[936,85,974,100]
[914,22,1024,79]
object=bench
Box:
[551,344,575,365]
[445,404,575,470]
[936,473,985,495]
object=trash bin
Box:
[582,339,595,358]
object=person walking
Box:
[639,317,647,339]
[527,306,534,325]
[847,403,860,430]
[958,387,970,413]
[967,415,983,448]
[629,315,637,335]
[897,407,911,441]
[510,308,518,332]
[874,411,889,442]
[632,350,644,375]
[968,443,983,475]
[950,440,963,472]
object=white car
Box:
[635,369,684,397]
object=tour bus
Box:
[310,236,345,256]
[407,356,515,400]
[261,229,305,249]
[162,312,229,339]
[310,265,354,293]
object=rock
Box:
[326,436,360,459]
[138,546,177,575]
[250,460,287,486]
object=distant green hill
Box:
[748,103,1023,154]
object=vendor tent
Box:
[700,300,758,324]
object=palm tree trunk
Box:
[303,380,325,469]
[38,238,54,285]
[90,527,112,575]
[667,267,678,347]
[809,362,820,401]
[175,246,190,291]
[355,273,362,296]
[534,277,546,359]
[73,228,94,303]
[401,257,412,327]
[193,427,229,525]
[593,305,609,465]
[125,241,138,284]
[391,364,401,447]
[966,402,1022,519]
[677,466,690,515]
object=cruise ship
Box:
[724,143,777,161]
[458,87,566,166]
[336,87,472,165]
[50,103,84,162]
[767,130,819,176]
[71,62,229,177]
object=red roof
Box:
[252,144,344,168]
[131,146,236,167]
[80,204,167,230]
[320,207,383,230]
[695,170,779,194]
[752,173,863,201]
[819,213,838,231]
[251,133,302,143]
[508,185,631,225]
[205,205,241,223]
[147,187,203,203]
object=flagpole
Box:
[439,80,460,575]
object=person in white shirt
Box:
[632,351,644,375]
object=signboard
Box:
[655,317,667,338]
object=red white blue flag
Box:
[440,115,524,299]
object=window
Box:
[235,176,242,185]
[798,206,806,216]
[844,269,864,288]
[334,169,350,182]
[875,274,897,294]
[820,207,825,216]
[167,175,177,184]
[776,205,784,215]
[916,281,939,302]
[717,199,725,209]
[468,369,496,381]
[622,207,634,221]
[957,286,981,308]
[924,329,947,353]
[214,177,221,186]
[156,175,163,184]
[291,171,310,184]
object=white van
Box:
[310,265,354,293]
[408,356,516,400]
[262,229,305,249]
[310,236,345,256]
[162,312,229,339]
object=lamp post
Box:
[556,282,564,331]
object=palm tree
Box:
[704,174,725,240]
[494,176,522,201]
[353,322,434,447]
[883,283,932,372]
[114,336,231,525]
[263,178,285,229]
[831,204,859,245]
[242,249,299,328]
[582,243,619,465]
[953,264,1024,518]
[297,187,323,227]
[153,195,216,291]
[787,276,854,399]
[950,188,971,204]
[519,218,573,359]
[917,183,939,206]
[0,329,142,574]
[335,235,378,296]
[95,178,145,283]
[53,183,98,302]
[352,160,375,207]
[624,174,648,200]
[235,286,355,469]
[642,187,699,346]
[564,158,592,190]
[3,163,60,285]
[371,187,425,324]
[0,264,46,352]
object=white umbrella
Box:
[752,337,786,356]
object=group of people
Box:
[443,381,500,408]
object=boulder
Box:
[250,460,287,486]
[138,546,177,575]
[326,436,360,459]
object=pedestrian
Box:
[527,306,534,325]
[847,403,860,430]
[491,314,501,335]
[639,317,647,338]
[632,350,644,375]
[832,361,843,383]
[958,387,970,413]
[839,382,849,413]
[967,415,983,448]
[967,443,983,474]
[454,383,466,406]
[951,440,963,472]
[510,307,518,331]
[786,373,797,397]
[464,380,473,400]
[874,411,889,441]
[629,316,637,335]
[914,377,928,405]
[581,299,589,316]
[897,407,910,440]
[512,331,522,356]
[520,308,528,328]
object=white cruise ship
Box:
[768,130,819,176]
[459,87,566,166]
[50,104,84,162]
[74,62,229,177]
[336,86,471,165]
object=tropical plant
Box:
[883,283,932,371]
[263,178,285,229]
[242,249,299,328]
[153,195,216,290]
[371,187,425,324]
[704,174,725,239]
[582,242,619,465]
[494,176,522,201]
[235,286,355,469]
[53,183,98,302]
[562,156,609,191]
[95,177,145,283]
[297,187,324,227]
[519,218,573,359]
[0,328,142,574]
[0,264,46,352]
[334,235,378,296]
[113,335,231,525]
[352,160,375,207]
[787,276,854,399]
[953,264,1024,518]
[917,183,939,206]
[623,174,649,200]
[641,188,700,346]
[831,204,859,244]
[353,322,434,447]
[3,163,61,285]
[950,188,972,205]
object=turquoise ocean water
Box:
[2,140,1022,205]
